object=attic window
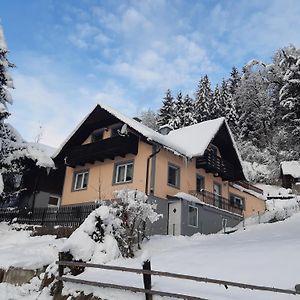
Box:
[91,130,104,143]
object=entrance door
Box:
[168,202,181,235]
[213,183,222,208]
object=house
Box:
[280,161,300,194]
[53,104,266,235]
[1,143,65,209]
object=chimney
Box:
[158,124,173,135]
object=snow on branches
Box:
[63,190,161,263]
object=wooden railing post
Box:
[143,260,152,300]
[58,252,64,277]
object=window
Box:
[229,194,244,209]
[168,164,180,188]
[73,171,89,191]
[196,175,205,191]
[188,206,198,227]
[91,129,104,143]
[114,162,133,184]
[48,195,60,207]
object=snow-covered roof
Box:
[3,124,55,169]
[281,161,300,178]
[54,103,241,162]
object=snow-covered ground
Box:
[1,209,300,300]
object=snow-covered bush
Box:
[63,190,161,263]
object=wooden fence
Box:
[0,204,98,227]
[56,258,300,300]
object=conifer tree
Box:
[0,26,24,199]
[211,84,221,119]
[172,91,184,129]
[279,49,300,138]
[220,79,239,129]
[157,89,175,127]
[182,94,197,127]
[195,75,212,122]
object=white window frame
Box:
[73,171,89,191]
[115,162,133,184]
[188,205,198,227]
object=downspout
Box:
[145,145,161,195]
[142,145,161,243]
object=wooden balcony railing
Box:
[189,190,243,216]
[66,134,139,167]
[196,150,235,181]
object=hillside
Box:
[1,209,300,299]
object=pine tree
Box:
[220,79,239,129]
[182,94,197,127]
[279,48,300,138]
[195,75,213,122]
[0,26,24,200]
[172,91,184,129]
[157,89,175,127]
[228,67,241,95]
[211,84,221,119]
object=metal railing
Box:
[189,190,243,215]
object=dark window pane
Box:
[75,174,83,190]
[91,130,103,142]
[168,166,177,186]
[196,175,204,191]
[49,196,59,206]
[126,164,133,181]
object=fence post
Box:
[41,208,47,226]
[143,260,152,300]
[58,252,64,277]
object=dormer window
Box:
[91,129,104,143]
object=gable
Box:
[53,104,245,180]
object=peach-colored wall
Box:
[61,137,265,216]
[61,141,152,205]
[153,147,228,199]
[228,186,266,217]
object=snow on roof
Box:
[281,161,300,178]
[3,124,55,169]
[167,117,225,157]
[255,184,293,198]
[0,26,7,50]
[54,103,234,161]
[230,183,266,201]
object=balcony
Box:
[66,134,139,168]
[196,150,235,181]
[189,190,243,216]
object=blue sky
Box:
[2,0,300,147]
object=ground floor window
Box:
[73,170,89,191]
[48,195,60,207]
[114,161,134,184]
[188,205,198,227]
